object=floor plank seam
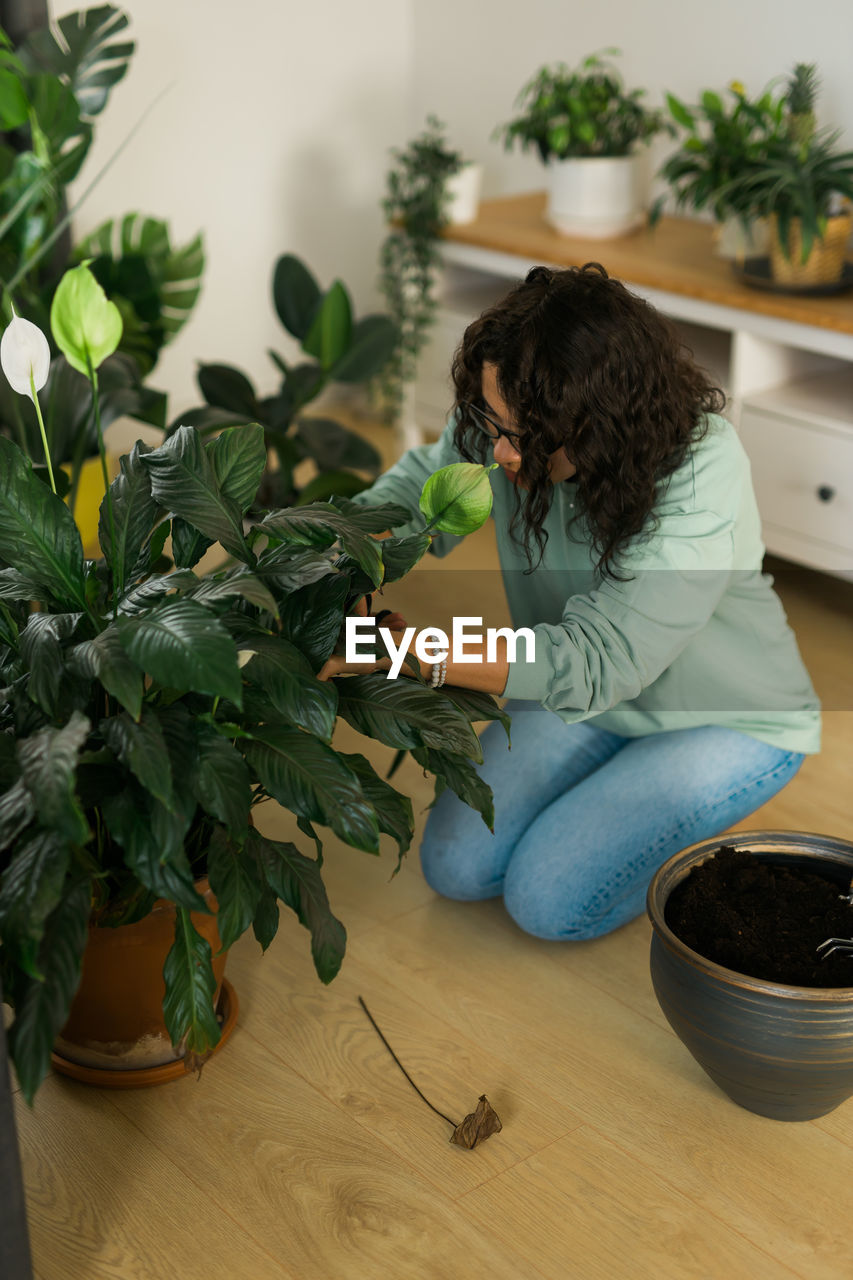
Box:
[574,1119,811,1279]
[453,1128,582,1204]
[100,1089,299,1280]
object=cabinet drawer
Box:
[738,404,853,554]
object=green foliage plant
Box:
[0,6,204,469]
[377,116,465,424]
[650,78,787,228]
[178,252,399,509]
[0,264,506,1104]
[495,50,670,163]
[718,63,853,263]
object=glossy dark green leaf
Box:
[207,422,266,511]
[273,573,349,670]
[0,437,87,611]
[101,707,173,809]
[439,686,512,746]
[69,624,144,718]
[254,545,336,594]
[8,876,91,1105]
[99,441,159,591]
[0,567,42,601]
[100,784,206,913]
[249,829,346,983]
[162,907,221,1058]
[376,532,432,583]
[0,779,34,847]
[16,711,90,844]
[334,674,483,759]
[272,254,322,340]
[116,598,242,705]
[328,499,412,534]
[242,636,337,741]
[140,426,250,562]
[259,504,383,587]
[338,751,413,864]
[187,570,278,617]
[170,517,213,569]
[191,724,251,840]
[412,745,494,831]
[251,884,279,951]
[0,830,71,978]
[19,611,70,715]
[205,824,261,950]
[245,725,379,852]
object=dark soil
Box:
[664,845,853,987]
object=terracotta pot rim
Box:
[646,829,853,999]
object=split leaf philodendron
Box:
[0,267,509,1104]
[419,461,499,536]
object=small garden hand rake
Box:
[816,882,853,960]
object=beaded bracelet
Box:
[430,658,447,689]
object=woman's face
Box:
[480,363,577,488]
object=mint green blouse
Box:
[350,414,821,754]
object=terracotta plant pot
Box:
[53,879,237,1087]
[647,830,853,1121]
[769,212,852,286]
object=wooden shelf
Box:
[440,193,853,337]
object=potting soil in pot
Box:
[664,845,853,987]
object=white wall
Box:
[68,0,412,413]
[410,0,853,204]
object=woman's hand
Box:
[317,628,417,682]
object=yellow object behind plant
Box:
[63,454,119,558]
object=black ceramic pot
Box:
[647,830,853,1122]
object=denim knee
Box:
[419,830,500,901]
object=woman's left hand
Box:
[316,621,413,683]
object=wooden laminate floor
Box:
[10,418,853,1280]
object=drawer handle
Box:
[816,485,836,503]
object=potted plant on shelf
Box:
[647,830,853,1122]
[650,78,788,260]
[495,49,671,238]
[0,263,505,1104]
[377,116,480,429]
[719,63,853,287]
[178,251,398,509]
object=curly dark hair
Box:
[450,263,725,579]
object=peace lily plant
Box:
[0,265,505,1104]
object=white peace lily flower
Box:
[0,308,50,400]
[236,649,257,669]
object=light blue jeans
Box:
[419,700,806,940]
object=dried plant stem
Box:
[357,995,457,1127]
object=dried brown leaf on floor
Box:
[449,1095,503,1148]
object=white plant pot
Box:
[445,162,483,225]
[546,155,643,238]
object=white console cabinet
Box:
[410,193,853,578]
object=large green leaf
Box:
[335,674,483,759]
[19,611,79,716]
[259,504,383,587]
[0,437,87,611]
[412,745,494,831]
[241,636,337,741]
[328,498,412,534]
[330,314,399,383]
[249,829,346,983]
[377,532,432,583]
[162,907,221,1059]
[439,686,512,746]
[16,711,91,844]
[170,517,213,570]
[206,423,266,512]
[8,875,91,1105]
[69,624,143,719]
[338,751,413,864]
[140,426,250,562]
[190,724,251,840]
[99,441,159,591]
[245,726,379,852]
[197,363,259,417]
[302,281,352,371]
[100,707,173,810]
[99,784,206,913]
[252,885,279,951]
[205,824,261,950]
[116,598,243,706]
[19,5,133,118]
[186,570,278,617]
[0,779,34,847]
[0,829,71,978]
[274,573,350,669]
[254,545,337,595]
[272,253,322,340]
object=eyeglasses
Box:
[461,400,524,451]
